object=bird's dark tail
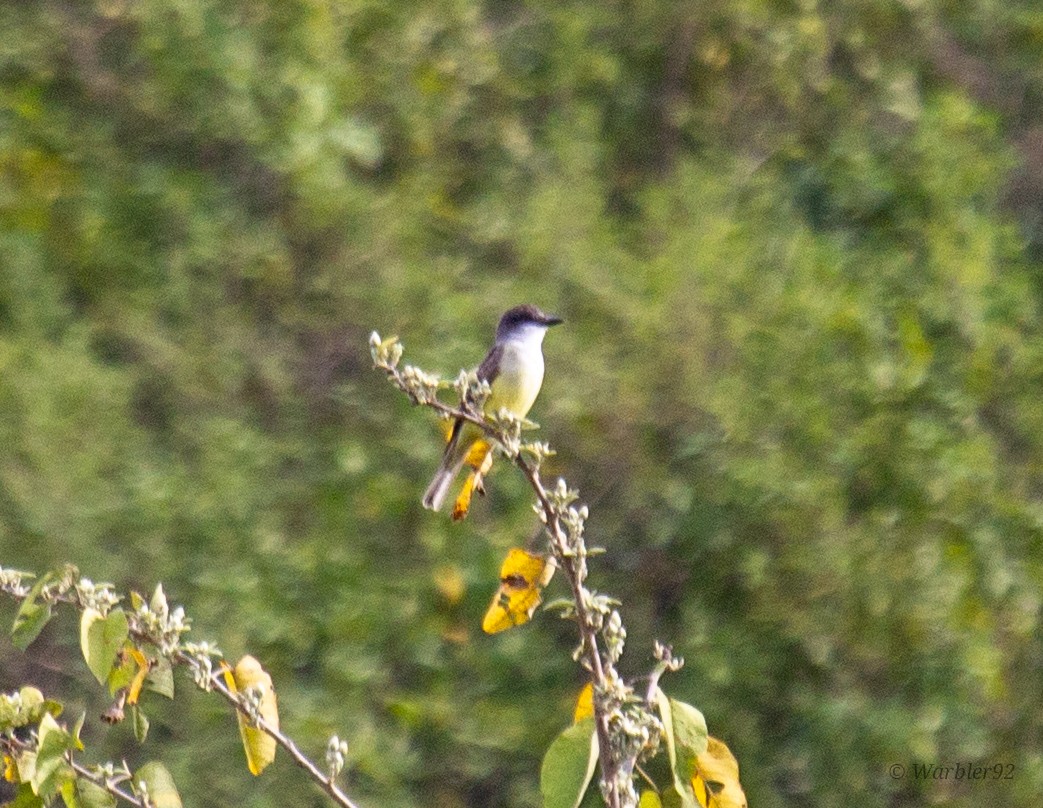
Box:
[422,464,457,511]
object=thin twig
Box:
[69,759,143,807]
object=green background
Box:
[3,0,1043,806]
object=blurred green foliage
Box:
[3,0,1043,806]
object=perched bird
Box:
[422,304,563,513]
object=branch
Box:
[0,733,143,807]
[371,333,666,808]
[0,569,363,808]
[182,652,362,808]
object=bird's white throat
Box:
[500,322,549,348]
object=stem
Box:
[518,459,622,808]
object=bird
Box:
[422,304,563,513]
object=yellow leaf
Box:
[690,736,747,808]
[451,471,480,521]
[463,438,492,468]
[639,791,663,808]
[3,754,17,783]
[232,656,279,776]
[433,564,466,605]
[451,441,494,521]
[126,647,151,706]
[693,775,710,808]
[482,548,555,634]
[220,660,237,692]
[573,683,594,723]
[441,624,470,644]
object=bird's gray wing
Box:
[442,343,503,452]
[476,343,503,385]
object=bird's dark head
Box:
[496,305,563,340]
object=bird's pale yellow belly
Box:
[485,342,544,418]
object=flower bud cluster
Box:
[604,610,626,664]
[653,641,685,673]
[326,734,350,780]
[134,585,191,655]
[596,671,663,808]
[455,371,491,413]
[549,478,579,508]
[489,408,525,457]
[603,771,639,808]
[398,364,442,405]
[0,566,31,598]
[239,685,264,726]
[617,704,664,762]
[369,331,403,370]
[560,503,589,559]
[520,441,555,467]
[89,760,133,792]
[0,565,80,603]
[76,577,122,615]
[183,641,222,690]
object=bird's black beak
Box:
[544,314,564,326]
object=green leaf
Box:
[7,687,43,729]
[8,783,45,807]
[0,699,13,731]
[33,713,74,797]
[670,698,708,775]
[145,656,175,699]
[62,777,118,808]
[77,780,118,808]
[80,608,130,684]
[660,785,687,808]
[134,762,182,808]
[655,690,699,808]
[40,698,64,722]
[106,649,136,696]
[19,686,44,714]
[656,689,678,773]
[541,597,577,614]
[540,717,599,808]
[2,686,65,730]
[131,705,150,743]
[9,686,63,727]
[71,711,86,751]
[15,751,37,788]
[11,574,53,650]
